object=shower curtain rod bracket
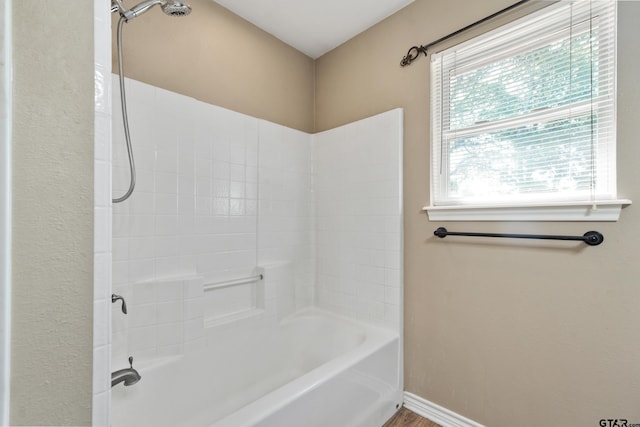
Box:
[400,0,531,67]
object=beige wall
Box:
[316,1,640,426]
[111,0,315,133]
[10,1,94,425]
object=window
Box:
[426,0,629,221]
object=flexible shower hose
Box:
[113,16,136,204]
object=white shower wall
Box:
[314,110,403,329]
[111,76,402,366]
[92,2,112,425]
[258,121,315,315]
[112,79,259,286]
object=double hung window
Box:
[427,0,628,221]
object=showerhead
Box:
[161,1,191,16]
[113,0,191,21]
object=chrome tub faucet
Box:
[112,356,141,388]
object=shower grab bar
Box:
[203,274,264,292]
[433,227,604,246]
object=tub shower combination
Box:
[110,3,404,426]
[113,308,401,427]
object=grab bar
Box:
[434,227,604,246]
[203,274,264,292]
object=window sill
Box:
[423,200,632,222]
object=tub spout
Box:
[112,356,141,388]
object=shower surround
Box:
[111,76,403,426]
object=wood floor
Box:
[383,407,442,427]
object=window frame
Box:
[424,0,630,221]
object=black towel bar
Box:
[433,227,604,246]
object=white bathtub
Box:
[111,309,402,427]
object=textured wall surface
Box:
[315,1,640,426]
[0,0,11,421]
[111,0,315,133]
[10,1,94,425]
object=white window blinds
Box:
[430,0,617,208]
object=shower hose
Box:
[113,16,136,204]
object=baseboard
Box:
[403,392,485,427]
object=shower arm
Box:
[112,0,157,21]
[111,0,134,20]
[111,0,125,13]
[128,0,164,18]
[112,0,171,21]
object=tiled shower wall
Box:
[92,1,112,425]
[111,77,402,368]
[111,77,315,364]
[111,78,259,287]
[314,110,403,329]
[258,121,314,314]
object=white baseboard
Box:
[403,392,485,427]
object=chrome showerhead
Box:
[161,1,191,16]
[112,0,191,21]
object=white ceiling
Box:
[213,0,415,59]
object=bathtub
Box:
[111,309,402,427]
